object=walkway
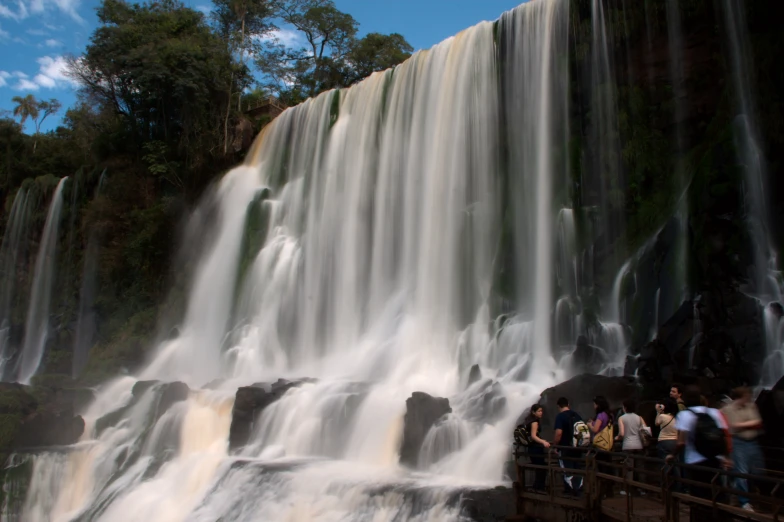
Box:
[509,446,784,521]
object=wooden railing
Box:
[512,445,784,521]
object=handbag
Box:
[593,420,614,451]
[639,416,653,447]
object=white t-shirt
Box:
[674,406,728,464]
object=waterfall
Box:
[17,177,68,384]
[13,0,782,519]
[504,0,569,374]
[721,0,780,301]
[0,189,32,379]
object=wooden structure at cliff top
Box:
[508,445,784,522]
[244,96,288,121]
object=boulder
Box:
[228,378,313,452]
[0,383,85,450]
[16,409,85,447]
[467,364,482,387]
[399,392,451,468]
[534,374,640,438]
[459,486,515,522]
[461,379,507,424]
[96,380,190,436]
[157,381,190,415]
[570,335,608,374]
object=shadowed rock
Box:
[399,392,451,468]
[228,378,315,452]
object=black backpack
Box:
[514,423,533,447]
[691,408,727,459]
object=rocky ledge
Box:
[0,382,88,458]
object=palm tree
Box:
[11,94,39,127]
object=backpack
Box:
[691,408,727,459]
[571,412,591,448]
[514,423,533,447]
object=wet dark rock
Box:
[228,379,311,452]
[132,380,159,398]
[533,374,640,438]
[571,335,607,374]
[16,409,85,447]
[157,381,190,414]
[757,376,784,451]
[636,288,764,399]
[96,380,190,436]
[467,364,482,387]
[460,486,515,521]
[0,383,85,450]
[462,379,507,424]
[399,392,451,468]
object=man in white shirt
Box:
[667,385,731,506]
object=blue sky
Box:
[1,0,523,132]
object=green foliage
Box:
[70,0,247,169]
[259,0,411,103]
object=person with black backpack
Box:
[516,404,551,492]
[666,385,731,503]
[553,397,585,496]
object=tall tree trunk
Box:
[237,15,246,113]
[223,73,234,155]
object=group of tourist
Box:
[515,383,766,512]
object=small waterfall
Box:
[17,177,68,384]
[720,0,779,300]
[762,304,784,386]
[0,189,32,378]
[608,260,632,325]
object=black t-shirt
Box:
[526,419,542,447]
[554,409,582,447]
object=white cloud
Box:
[1,0,82,24]
[41,38,61,47]
[0,71,9,88]
[26,28,47,36]
[263,28,303,48]
[0,25,10,39]
[36,55,77,86]
[14,78,40,91]
[5,55,78,91]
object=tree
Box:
[67,0,248,170]
[264,0,358,98]
[11,95,62,151]
[344,33,413,86]
[11,95,39,128]
[257,1,411,104]
[212,0,275,151]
